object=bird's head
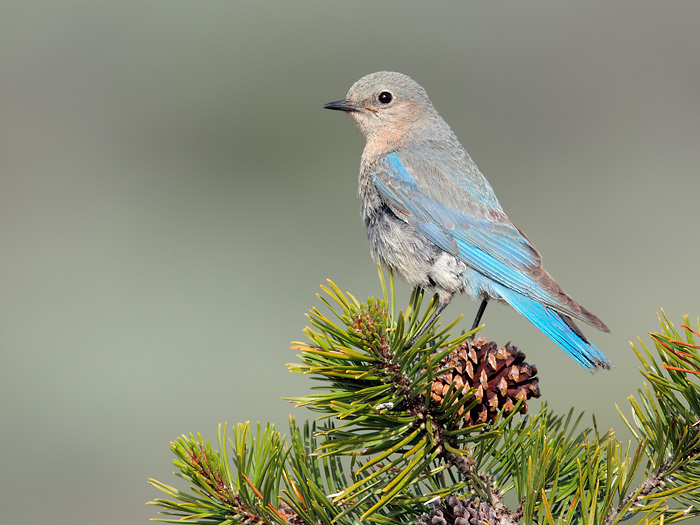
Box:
[324,71,441,148]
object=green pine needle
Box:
[149,270,700,525]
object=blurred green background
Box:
[2,2,699,523]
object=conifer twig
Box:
[602,458,672,525]
[440,449,519,525]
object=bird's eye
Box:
[378,91,393,104]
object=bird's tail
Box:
[497,287,612,372]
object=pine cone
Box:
[430,337,540,426]
[415,495,497,525]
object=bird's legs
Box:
[470,298,489,334]
[404,300,449,350]
[404,296,489,350]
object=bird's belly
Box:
[365,204,485,299]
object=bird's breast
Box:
[359,165,448,290]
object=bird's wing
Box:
[371,149,605,330]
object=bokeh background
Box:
[2,2,699,524]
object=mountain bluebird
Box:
[324,71,611,371]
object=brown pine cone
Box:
[415,495,497,525]
[430,337,540,427]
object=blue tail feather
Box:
[496,287,612,371]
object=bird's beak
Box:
[323,99,362,112]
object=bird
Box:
[323,71,611,371]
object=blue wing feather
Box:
[496,285,610,370]
[371,151,611,370]
[371,151,588,322]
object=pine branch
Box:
[603,457,672,525]
[441,449,519,525]
[288,270,544,519]
[148,271,700,525]
[611,313,700,524]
